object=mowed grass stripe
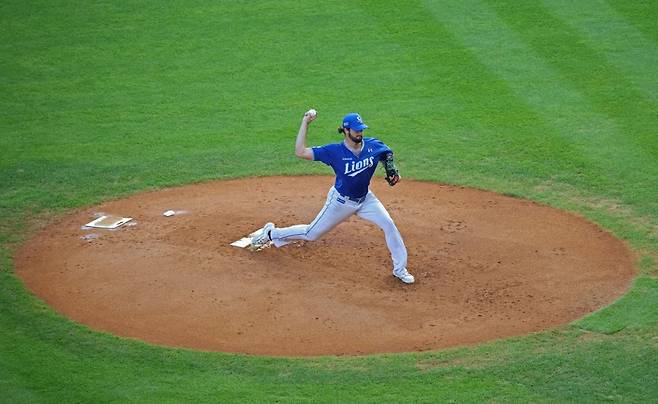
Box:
[355,1,584,191]
[486,1,657,156]
[608,0,658,43]
[416,0,593,182]
[542,0,658,105]
[0,1,397,215]
[0,0,369,139]
[487,0,658,216]
[424,0,658,215]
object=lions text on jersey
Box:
[312,137,392,199]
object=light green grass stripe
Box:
[486,1,657,155]
[424,0,658,219]
[608,0,658,43]
[542,0,658,105]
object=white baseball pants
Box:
[269,187,408,272]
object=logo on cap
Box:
[342,113,368,131]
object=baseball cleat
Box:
[251,222,274,248]
[393,268,415,284]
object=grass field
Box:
[1,0,657,402]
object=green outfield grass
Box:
[1,0,657,402]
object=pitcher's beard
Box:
[349,133,363,143]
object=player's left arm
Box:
[381,151,400,186]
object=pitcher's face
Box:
[347,129,363,144]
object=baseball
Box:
[307,108,317,117]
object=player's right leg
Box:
[356,191,412,283]
[269,187,356,247]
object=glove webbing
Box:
[382,152,399,185]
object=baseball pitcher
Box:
[252,109,414,284]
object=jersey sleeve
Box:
[372,138,393,159]
[311,144,333,165]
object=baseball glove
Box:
[382,152,400,186]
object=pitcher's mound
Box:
[15,176,635,356]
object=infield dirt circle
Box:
[16,176,635,356]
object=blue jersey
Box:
[312,137,392,198]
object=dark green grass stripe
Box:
[608,0,658,43]
[486,0,657,157]
[543,0,658,105]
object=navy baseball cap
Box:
[342,113,368,131]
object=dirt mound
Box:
[15,176,635,356]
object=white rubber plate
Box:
[85,215,133,229]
